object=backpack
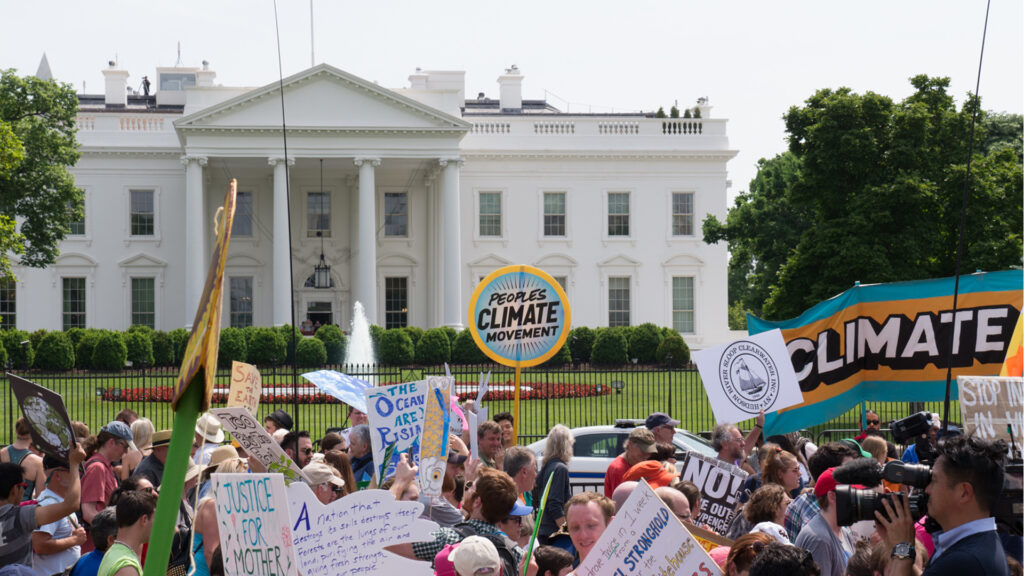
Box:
[452,522,518,576]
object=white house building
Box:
[4,61,738,349]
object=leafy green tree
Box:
[452,330,488,364]
[218,327,247,368]
[656,333,690,367]
[378,329,414,366]
[34,331,74,370]
[415,328,451,365]
[92,331,127,371]
[296,338,327,367]
[670,105,680,118]
[124,330,154,367]
[0,70,82,280]
[314,324,346,364]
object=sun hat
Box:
[184,458,201,484]
[195,413,225,444]
[449,535,500,575]
[151,430,172,447]
[102,421,138,451]
[303,461,345,489]
[267,409,294,431]
[205,445,240,470]
[628,427,658,453]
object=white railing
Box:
[660,119,702,135]
[598,121,640,135]
[76,116,96,131]
[472,122,511,134]
[534,121,575,134]
[119,116,165,132]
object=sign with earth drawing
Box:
[9,374,76,462]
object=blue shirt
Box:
[70,550,105,576]
[901,445,919,464]
[931,517,996,563]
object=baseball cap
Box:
[151,430,172,447]
[629,427,658,453]
[267,409,294,431]
[447,452,468,465]
[622,461,676,488]
[839,438,871,459]
[303,461,345,489]
[433,543,458,576]
[449,536,500,575]
[102,421,137,451]
[814,467,866,498]
[646,412,680,430]
[508,500,533,517]
[42,454,69,471]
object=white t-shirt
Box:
[32,489,80,576]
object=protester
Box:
[303,461,345,505]
[721,532,774,576]
[534,424,572,545]
[603,427,656,498]
[494,412,515,448]
[107,477,156,507]
[654,485,690,524]
[280,430,313,469]
[478,421,505,470]
[712,411,765,470]
[383,454,420,503]
[69,508,116,576]
[854,409,882,442]
[784,442,857,542]
[503,446,537,507]
[1,418,46,500]
[96,490,157,576]
[319,432,346,453]
[621,460,675,488]
[533,545,574,576]
[82,422,136,525]
[793,468,858,576]
[900,414,940,464]
[324,450,357,497]
[748,542,821,576]
[564,492,614,567]
[645,412,680,444]
[763,445,803,496]
[71,422,91,445]
[611,481,638,513]
[263,409,293,435]
[744,484,793,544]
[197,447,247,500]
[449,536,501,576]
[672,480,709,530]
[31,455,87,576]
[177,460,201,530]
[347,425,374,486]
[860,435,901,493]
[119,419,153,482]
[191,497,218,576]
[131,430,169,489]
[495,500,533,549]
[877,435,1011,576]
[192,413,225,466]
[347,406,369,427]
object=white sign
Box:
[212,407,310,484]
[679,452,748,535]
[576,480,722,576]
[959,376,1024,457]
[287,484,436,576]
[228,361,262,415]
[418,376,452,497]
[693,329,804,424]
[212,473,300,576]
[365,381,427,481]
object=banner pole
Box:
[513,366,521,446]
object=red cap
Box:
[814,467,866,498]
[622,461,676,488]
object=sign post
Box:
[468,265,571,444]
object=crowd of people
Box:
[0,403,1019,576]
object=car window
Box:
[573,433,624,458]
[674,430,718,458]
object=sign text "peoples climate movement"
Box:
[476,288,562,342]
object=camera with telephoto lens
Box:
[835,486,929,526]
[832,458,933,526]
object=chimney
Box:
[196,60,216,87]
[408,67,428,90]
[102,61,129,106]
[497,65,522,112]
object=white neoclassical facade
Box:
[5,61,738,349]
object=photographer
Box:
[877,434,1009,576]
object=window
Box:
[62,277,86,330]
[384,192,408,237]
[0,279,14,330]
[543,192,566,237]
[385,277,408,329]
[131,278,155,329]
[234,191,253,237]
[608,277,630,327]
[573,433,624,458]
[607,192,630,236]
[130,190,154,236]
[673,277,695,333]
[229,277,253,328]
[479,192,502,237]
[307,191,330,237]
[552,276,567,291]
[672,192,693,236]
[69,201,85,236]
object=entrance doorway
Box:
[307,301,333,327]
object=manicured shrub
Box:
[277,325,303,364]
[0,341,7,368]
[415,328,451,365]
[218,327,248,368]
[151,331,174,366]
[656,333,690,367]
[92,331,127,371]
[2,329,35,369]
[569,327,595,363]
[542,341,572,368]
[75,330,103,369]
[590,329,629,367]
[439,326,458,350]
[128,324,154,336]
[368,324,385,356]
[168,328,190,365]
[34,332,75,370]
[402,326,424,346]
[452,329,488,364]
[296,337,327,367]
[65,327,86,348]
[315,324,347,364]
[629,323,664,364]
[247,327,285,366]
[124,330,154,367]
[378,329,414,366]
[29,329,47,352]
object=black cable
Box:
[272,0,300,433]
[942,0,991,436]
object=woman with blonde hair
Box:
[534,424,573,545]
[120,418,154,481]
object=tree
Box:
[704,75,1022,320]
[0,70,82,279]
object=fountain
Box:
[346,301,376,367]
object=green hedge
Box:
[402,326,424,347]
[296,337,327,367]
[2,329,35,369]
[452,329,488,364]
[542,341,572,368]
[378,329,414,366]
[278,325,303,364]
[656,333,690,367]
[218,327,248,368]
[439,326,458,350]
[369,325,384,355]
[629,323,664,364]
[35,332,75,370]
[92,331,127,371]
[569,326,595,362]
[75,330,103,370]
[314,324,347,364]
[415,328,451,364]
[247,327,285,366]
[0,340,7,368]
[152,331,174,366]
[169,328,190,365]
[124,330,154,367]
[29,329,47,352]
[591,328,629,366]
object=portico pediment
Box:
[175,64,470,134]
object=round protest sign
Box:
[468,265,571,368]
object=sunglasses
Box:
[505,517,523,525]
[867,419,880,425]
[302,448,314,455]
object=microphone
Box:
[832,458,884,486]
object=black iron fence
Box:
[1,364,957,447]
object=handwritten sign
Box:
[679,452,748,535]
[419,376,452,496]
[693,329,804,426]
[959,376,1024,457]
[576,480,722,576]
[365,381,426,481]
[212,473,299,576]
[302,370,370,413]
[9,374,75,461]
[212,407,309,484]
[228,361,262,415]
[287,484,436,576]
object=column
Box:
[182,154,207,328]
[269,156,294,326]
[354,157,380,324]
[440,157,464,328]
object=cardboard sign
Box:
[419,376,452,496]
[679,452,748,535]
[468,264,572,368]
[228,361,262,415]
[175,180,236,411]
[8,374,75,461]
[212,407,310,484]
[302,370,370,413]
[576,480,722,576]
[287,484,436,576]
[686,524,734,554]
[693,329,804,426]
[365,381,426,481]
[212,473,300,576]
[959,376,1024,456]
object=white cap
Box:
[449,536,500,575]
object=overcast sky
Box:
[4,0,1021,200]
